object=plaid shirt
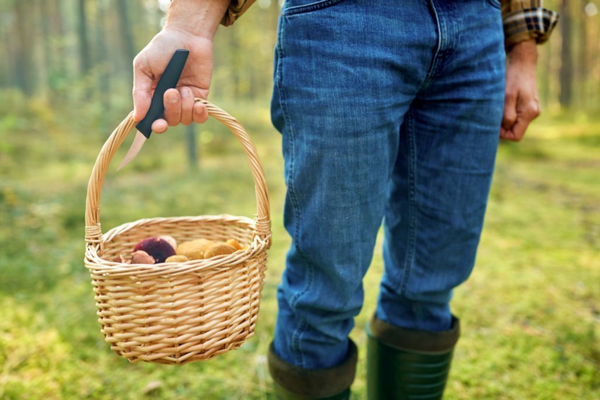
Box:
[220,0,559,49]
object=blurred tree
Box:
[116,0,136,81]
[49,0,67,96]
[187,124,199,170]
[39,0,52,95]
[14,0,36,96]
[96,0,111,131]
[77,0,92,75]
[579,0,588,103]
[559,0,573,108]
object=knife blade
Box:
[118,49,190,170]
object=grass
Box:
[0,96,598,399]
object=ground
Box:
[0,97,598,399]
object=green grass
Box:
[0,97,598,399]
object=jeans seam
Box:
[421,0,443,90]
[400,111,417,296]
[276,19,313,368]
[292,319,307,367]
[277,18,312,306]
[423,0,460,90]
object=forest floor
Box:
[0,97,598,399]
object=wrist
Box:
[164,0,230,40]
[507,39,538,65]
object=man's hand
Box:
[132,0,229,133]
[501,39,540,142]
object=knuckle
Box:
[526,108,539,119]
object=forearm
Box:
[165,0,231,39]
[507,39,537,65]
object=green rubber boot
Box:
[268,340,358,400]
[366,314,460,400]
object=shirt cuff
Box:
[502,5,560,48]
[221,0,256,26]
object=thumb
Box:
[132,56,153,122]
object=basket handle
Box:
[85,99,271,245]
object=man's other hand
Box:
[501,39,540,142]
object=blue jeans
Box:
[270,0,506,369]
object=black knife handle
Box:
[135,49,190,138]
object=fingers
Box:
[152,119,169,133]
[193,102,209,124]
[163,89,181,127]
[180,88,194,125]
[500,98,541,142]
[132,55,153,122]
[160,86,207,130]
[143,85,207,135]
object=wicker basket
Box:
[84,100,271,365]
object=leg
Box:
[369,1,506,398]
[377,0,506,333]
[269,0,436,396]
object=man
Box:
[132,0,558,398]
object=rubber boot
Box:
[366,314,460,400]
[267,340,358,399]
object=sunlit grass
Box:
[0,97,598,399]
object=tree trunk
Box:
[77,0,92,75]
[559,0,573,108]
[187,124,199,170]
[578,0,587,108]
[14,1,36,96]
[49,0,67,89]
[96,0,111,132]
[116,0,136,81]
[1,29,14,89]
[40,0,53,97]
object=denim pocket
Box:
[486,0,501,9]
[282,0,346,16]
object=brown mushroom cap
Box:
[160,235,178,251]
[131,250,155,264]
[133,237,177,263]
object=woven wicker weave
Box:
[84,100,271,365]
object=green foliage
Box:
[0,96,598,399]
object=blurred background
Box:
[0,0,598,399]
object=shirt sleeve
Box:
[221,0,257,26]
[501,0,559,48]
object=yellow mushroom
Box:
[176,239,214,260]
[204,242,236,258]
